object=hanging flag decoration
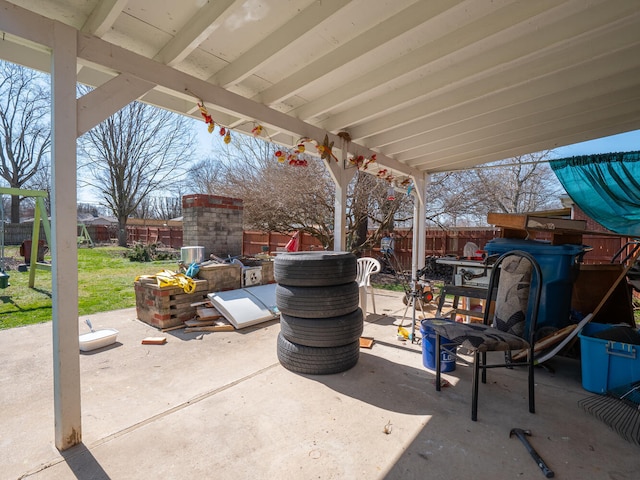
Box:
[191,95,407,176]
[317,134,338,162]
[197,102,215,133]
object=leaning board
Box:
[208,283,278,329]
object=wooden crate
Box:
[134,279,209,329]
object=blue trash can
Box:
[420,319,456,372]
[485,238,586,333]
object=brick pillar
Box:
[182,194,243,258]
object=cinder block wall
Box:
[182,194,243,258]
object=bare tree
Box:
[0,61,51,223]
[187,155,225,195]
[133,195,182,220]
[469,152,563,214]
[78,98,194,246]
[428,151,564,226]
[346,171,413,254]
[187,133,412,251]
[24,158,52,213]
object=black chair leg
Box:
[472,350,479,421]
[481,352,487,384]
[528,352,535,414]
[435,332,441,391]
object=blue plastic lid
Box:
[485,238,586,255]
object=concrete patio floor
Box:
[1,288,638,480]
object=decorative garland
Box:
[194,98,414,190]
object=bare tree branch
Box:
[0,61,51,222]
[78,94,195,246]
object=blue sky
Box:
[550,129,640,158]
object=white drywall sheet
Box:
[208,283,278,329]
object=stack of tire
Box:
[274,251,363,375]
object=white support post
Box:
[333,176,348,252]
[411,174,428,280]
[51,22,82,451]
[326,139,356,252]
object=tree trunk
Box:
[10,194,20,224]
[353,215,369,255]
[117,218,128,247]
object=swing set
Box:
[0,187,51,289]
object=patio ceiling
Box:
[2,0,640,178]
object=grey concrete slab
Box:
[1,291,638,480]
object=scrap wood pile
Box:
[182,300,234,333]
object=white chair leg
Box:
[369,286,376,314]
[359,286,368,315]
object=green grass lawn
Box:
[0,246,178,330]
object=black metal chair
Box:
[424,250,542,421]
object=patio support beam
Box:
[326,139,356,252]
[50,21,81,451]
[81,0,127,37]
[411,173,428,280]
[77,73,155,136]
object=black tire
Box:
[280,309,364,347]
[274,251,357,287]
[276,333,360,375]
[276,282,359,318]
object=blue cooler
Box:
[420,320,456,372]
[485,238,585,333]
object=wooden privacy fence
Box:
[243,231,324,255]
[361,228,500,271]
[243,229,636,270]
[242,228,501,270]
[3,223,634,266]
[84,225,183,248]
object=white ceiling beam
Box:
[0,0,54,48]
[415,106,640,171]
[213,0,350,87]
[0,1,417,177]
[74,30,418,177]
[423,114,640,173]
[357,32,640,149]
[81,0,127,37]
[153,0,236,67]
[256,0,465,106]
[401,85,640,165]
[292,0,563,122]
[327,3,640,137]
[77,73,155,136]
[388,69,640,159]
[0,37,52,72]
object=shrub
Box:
[126,243,154,262]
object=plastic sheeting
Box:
[550,151,640,236]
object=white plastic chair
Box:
[356,257,381,315]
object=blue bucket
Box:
[420,319,456,372]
